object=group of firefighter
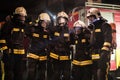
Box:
[0,6,112,80]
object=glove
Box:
[98,50,110,69]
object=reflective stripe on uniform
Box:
[95,29,101,32]
[39,56,47,61]
[103,42,111,47]
[59,56,69,60]
[33,33,39,37]
[64,33,69,37]
[0,40,6,43]
[43,35,48,38]
[50,52,59,60]
[13,49,25,54]
[92,54,100,60]
[54,32,60,36]
[101,47,109,51]
[1,46,8,50]
[12,28,24,32]
[27,53,39,59]
[72,60,93,66]
[81,39,86,43]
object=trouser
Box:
[27,58,47,80]
[72,65,92,80]
[50,60,71,80]
[2,53,26,80]
[92,54,110,80]
[0,61,2,80]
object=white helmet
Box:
[14,7,27,16]
[38,13,51,22]
[73,20,86,28]
[87,8,101,18]
[57,11,68,19]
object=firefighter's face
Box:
[41,21,49,28]
[17,15,26,23]
[87,15,96,23]
[74,27,82,35]
[58,17,67,26]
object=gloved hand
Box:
[98,50,110,69]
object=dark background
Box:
[0,0,119,21]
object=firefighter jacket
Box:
[50,26,71,61]
[88,19,112,60]
[26,24,49,61]
[0,20,26,55]
[71,28,93,66]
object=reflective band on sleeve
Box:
[27,53,39,59]
[50,52,59,60]
[54,32,60,36]
[95,29,101,32]
[64,33,69,37]
[33,33,39,37]
[92,54,100,60]
[13,49,25,54]
[103,42,111,47]
[2,46,8,50]
[12,28,20,32]
[81,39,86,43]
[101,47,109,51]
[21,29,24,32]
[75,40,78,44]
[43,35,48,38]
[0,40,6,43]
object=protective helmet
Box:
[73,20,86,28]
[38,13,51,22]
[57,11,68,19]
[87,8,101,18]
[14,7,27,16]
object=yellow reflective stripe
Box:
[27,53,39,59]
[103,42,111,47]
[39,56,47,61]
[12,28,20,32]
[59,56,69,60]
[72,60,93,66]
[13,49,25,54]
[72,60,80,65]
[2,46,8,50]
[81,39,86,43]
[75,40,78,44]
[0,40,6,43]
[101,47,109,51]
[29,22,32,25]
[64,33,69,37]
[35,20,39,23]
[21,29,24,32]
[43,35,48,38]
[33,33,39,37]
[50,52,59,60]
[54,32,60,36]
[95,29,101,32]
[92,54,100,60]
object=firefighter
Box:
[71,20,92,80]
[27,13,51,80]
[49,11,71,80]
[0,6,27,80]
[86,8,112,80]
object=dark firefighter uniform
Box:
[71,20,92,80]
[49,25,71,80]
[27,20,50,80]
[88,19,112,80]
[0,15,27,80]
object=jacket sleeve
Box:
[0,23,10,51]
[101,23,112,51]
